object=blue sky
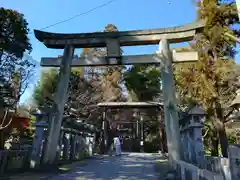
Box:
[1,0,240,104]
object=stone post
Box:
[43,45,74,165]
[140,115,144,152]
[56,130,64,161]
[159,38,183,162]
[192,116,205,166]
[63,133,70,161]
[70,134,76,160]
[30,114,47,168]
[229,145,240,180]
[75,135,80,159]
[188,106,206,166]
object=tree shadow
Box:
[50,153,166,180]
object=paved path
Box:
[49,153,163,180]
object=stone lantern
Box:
[187,105,206,166]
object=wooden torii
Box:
[34,20,205,165]
[96,101,164,153]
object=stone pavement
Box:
[48,153,166,180]
[9,153,170,180]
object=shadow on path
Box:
[48,153,165,180]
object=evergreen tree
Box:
[175,0,240,157]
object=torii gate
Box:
[34,20,205,165]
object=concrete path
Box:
[48,153,163,180]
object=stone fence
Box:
[0,134,95,175]
[175,105,240,180]
[0,114,98,175]
[175,160,224,180]
[174,145,240,180]
[0,149,31,174]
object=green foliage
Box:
[0,8,32,58]
[33,68,84,109]
[175,0,240,156]
[0,8,33,109]
[34,68,58,108]
[124,65,161,101]
[124,64,162,152]
[33,66,104,121]
[226,129,240,144]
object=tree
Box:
[174,0,240,157]
[0,8,33,119]
[34,68,58,109]
[82,24,124,102]
[124,64,164,152]
[124,65,161,101]
[0,8,33,148]
[33,67,103,120]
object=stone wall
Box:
[0,134,96,174]
[0,149,31,174]
[175,160,224,180]
[177,106,240,180]
[204,156,231,179]
[174,143,240,180]
[229,144,240,180]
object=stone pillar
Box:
[89,135,93,156]
[159,38,183,162]
[79,135,85,158]
[186,130,192,162]
[69,133,76,160]
[189,129,197,164]
[75,135,80,160]
[43,45,74,165]
[85,135,90,156]
[30,116,47,168]
[63,133,70,161]
[140,115,144,152]
[56,130,64,161]
[180,130,189,161]
[229,145,240,180]
[192,116,205,166]
[136,120,139,138]
[92,133,96,154]
[103,111,108,154]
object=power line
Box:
[30,0,117,33]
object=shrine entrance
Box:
[96,102,163,153]
[118,122,138,152]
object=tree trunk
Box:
[213,101,229,157]
[0,131,4,149]
[210,128,219,156]
[162,127,168,153]
[210,135,219,156]
[217,120,229,157]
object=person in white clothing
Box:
[114,136,121,156]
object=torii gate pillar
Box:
[159,38,182,162]
[42,45,74,165]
